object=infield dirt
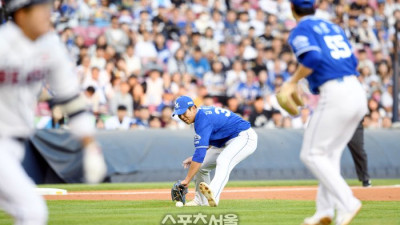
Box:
[44,186,400,201]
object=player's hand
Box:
[276,82,304,116]
[82,139,107,184]
[182,156,192,169]
[180,179,190,188]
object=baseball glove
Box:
[171,180,188,204]
[276,82,304,116]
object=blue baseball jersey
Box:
[288,16,358,94]
[192,106,250,163]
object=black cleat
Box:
[362,180,372,187]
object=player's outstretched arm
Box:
[180,161,202,187]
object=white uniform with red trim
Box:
[0,22,95,225]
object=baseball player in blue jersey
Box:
[277,1,368,225]
[173,96,258,207]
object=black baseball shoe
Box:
[362,180,372,187]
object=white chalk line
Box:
[67,185,400,196]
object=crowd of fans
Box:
[34,0,400,130]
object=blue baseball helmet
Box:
[290,0,315,9]
[173,96,195,116]
[4,0,52,13]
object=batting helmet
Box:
[3,0,52,13]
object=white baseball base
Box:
[36,188,67,195]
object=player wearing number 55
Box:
[277,0,368,225]
[173,96,258,207]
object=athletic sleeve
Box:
[192,112,213,163]
[298,50,322,70]
[42,33,95,137]
[42,33,81,103]
[289,26,321,58]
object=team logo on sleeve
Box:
[194,134,201,141]
[292,35,310,51]
[194,134,201,145]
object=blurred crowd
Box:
[33,0,400,130]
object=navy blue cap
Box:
[173,96,194,116]
[290,0,315,9]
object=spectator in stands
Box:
[123,44,142,76]
[382,116,392,128]
[131,106,150,129]
[187,46,211,79]
[282,117,292,128]
[154,33,170,65]
[44,106,66,129]
[90,46,106,69]
[145,69,164,107]
[226,60,246,97]
[210,10,225,43]
[203,95,215,106]
[226,96,244,117]
[105,15,129,53]
[200,27,219,54]
[135,29,158,65]
[82,67,109,104]
[267,110,283,129]
[110,82,133,117]
[105,105,131,130]
[358,18,379,50]
[83,86,100,115]
[149,116,162,128]
[249,96,272,128]
[345,16,362,50]
[36,0,397,131]
[132,83,147,116]
[95,117,105,129]
[237,69,260,105]
[224,10,240,43]
[160,106,176,128]
[315,0,332,21]
[369,110,381,129]
[203,60,226,97]
[168,48,187,74]
[358,49,376,75]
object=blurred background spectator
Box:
[32,0,399,130]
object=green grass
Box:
[0,199,399,225]
[36,179,400,191]
[0,179,399,225]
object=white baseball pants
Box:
[0,137,48,225]
[192,128,258,205]
[300,76,368,217]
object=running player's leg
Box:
[209,128,258,204]
[192,147,219,205]
[0,138,48,225]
